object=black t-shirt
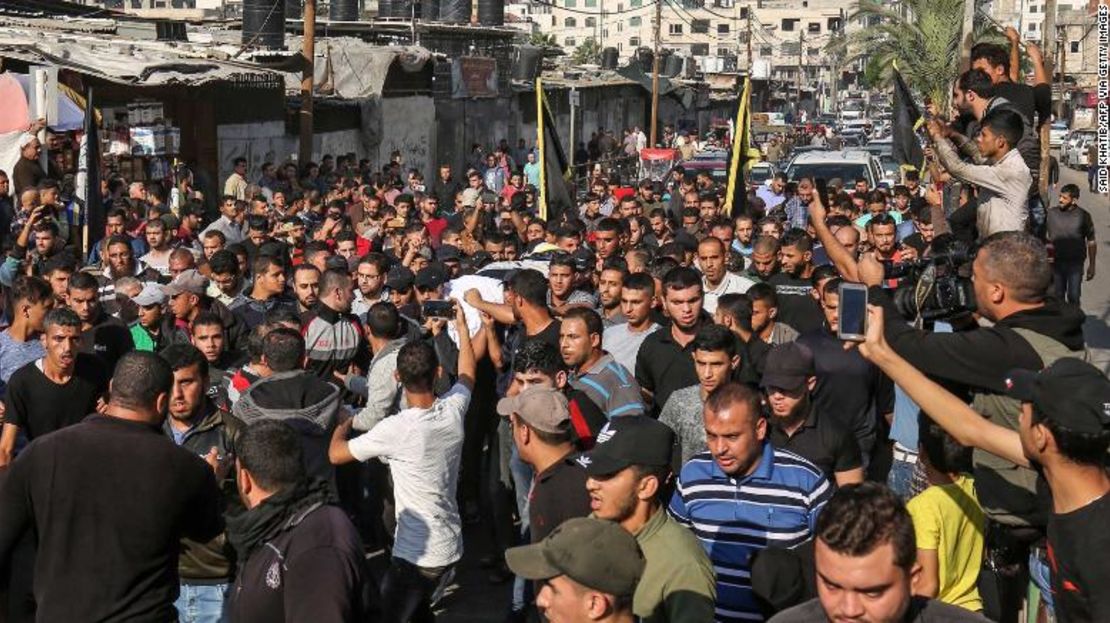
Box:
[1047,206,1094,264]
[635,323,699,417]
[795,329,895,456]
[901,232,929,257]
[1047,493,1110,623]
[767,272,825,334]
[498,319,562,395]
[80,312,135,374]
[529,454,592,543]
[5,354,109,441]
[767,405,863,479]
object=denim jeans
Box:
[887,457,917,502]
[174,583,229,623]
[1053,262,1083,305]
[381,557,452,623]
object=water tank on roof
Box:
[330,0,359,20]
[513,45,542,82]
[684,56,697,78]
[664,54,683,77]
[439,0,470,22]
[242,0,285,49]
[600,47,618,69]
[477,0,503,26]
[285,0,302,18]
[636,47,653,72]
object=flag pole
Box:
[536,76,548,221]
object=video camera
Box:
[884,237,977,321]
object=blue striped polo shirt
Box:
[570,353,645,419]
[668,443,832,622]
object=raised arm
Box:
[857,305,1028,467]
[464,288,515,325]
[454,303,476,390]
[807,193,860,282]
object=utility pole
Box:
[1038,0,1055,196]
[1056,24,1066,120]
[650,0,662,146]
[745,6,752,71]
[959,0,975,69]
[299,0,316,166]
[797,29,803,109]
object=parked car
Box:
[747,162,778,189]
[1063,131,1096,168]
[1049,122,1069,147]
[785,150,883,190]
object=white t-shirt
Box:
[702,272,756,314]
[347,382,473,568]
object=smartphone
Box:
[814,178,828,204]
[423,300,456,319]
[837,282,868,342]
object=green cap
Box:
[505,517,645,597]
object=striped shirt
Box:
[570,353,645,419]
[668,443,833,622]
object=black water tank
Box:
[285,0,302,18]
[439,0,470,23]
[600,47,618,69]
[242,0,285,49]
[477,0,503,26]
[377,0,391,16]
[664,54,683,77]
[684,56,696,78]
[422,0,440,20]
[513,45,542,81]
[330,0,359,20]
[636,47,653,72]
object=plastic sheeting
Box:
[11,73,86,131]
[0,73,30,134]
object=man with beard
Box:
[230,255,293,330]
[767,229,824,333]
[159,344,239,622]
[698,237,755,314]
[659,324,741,465]
[227,421,367,622]
[747,283,799,346]
[597,260,626,327]
[205,250,246,306]
[635,267,705,416]
[797,278,894,466]
[67,271,134,371]
[292,264,321,316]
[302,269,368,384]
[0,307,109,466]
[87,235,160,308]
[866,213,915,288]
[670,382,832,623]
[762,343,863,486]
[560,307,644,420]
[351,253,388,320]
[581,416,716,623]
[743,235,780,282]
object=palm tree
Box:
[529,32,558,47]
[572,37,602,65]
[829,0,998,107]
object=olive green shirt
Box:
[633,508,717,623]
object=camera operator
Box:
[856,232,1085,620]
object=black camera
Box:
[885,238,977,321]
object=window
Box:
[717,23,729,34]
[760,45,772,56]
[565,16,577,26]
[690,43,709,55]
[585,16,596,26]
[807,22,820,33]
[1070,41,1080,53]
[827,17,841,31]
[630,0,641,5]
[630,36,641,46]
[781,18,798,31]
[565,37,576,45]
[584,0,597,6]
[717,46,731,56]
[739,6,748,18]
[1027,21,1037,31]
[629,15,641,26]
[808,46,819,56]
[565,0,576,7]
[616,22,622,32]
[683,0,704,7]
[692,19,709,33]
[715,0,734,6]
[669,23,683,35]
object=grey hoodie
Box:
[346,337,407,432]
[233,371,340,485]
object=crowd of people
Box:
[0,26,1105,623]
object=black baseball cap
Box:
[415,264,448,290]
[437,244,462,263]
[1004,358,1110,435]
[761,343,815,392]
[385,265,415,291]
[576,417,675,477]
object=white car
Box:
[785,150,883,190]
[1049,122,1069,148]
[1064,131,1095,168]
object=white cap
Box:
[132,282,167,307]
[18,133,37,149]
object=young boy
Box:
[906,422,985,613]
[1046,184,1096,305]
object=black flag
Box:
[891,69,925,173]
[81,86,103,255]
[536,77,573,222]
